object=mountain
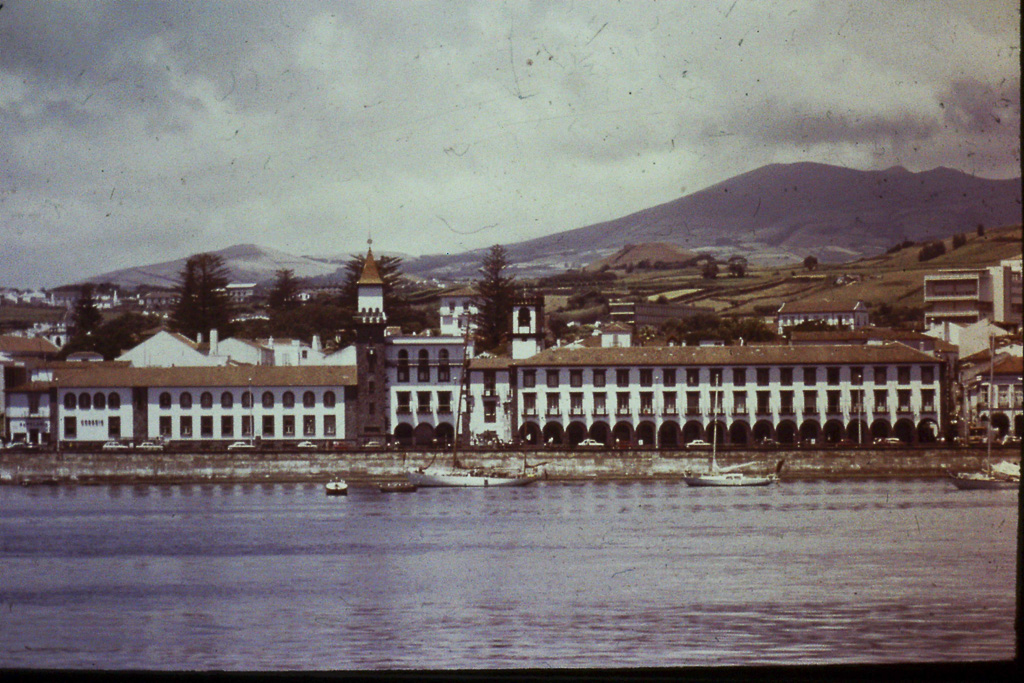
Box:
[401,162,1021,279]
[84,244,342,289]
[585,243,701,271]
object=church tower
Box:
[510,295,544,360]
[352,243,388,444]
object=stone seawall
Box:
[1,447,1019,486]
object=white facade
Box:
[118,330,227,367]
[924,258,1023,330]
[387,335,468,446]
[439,290,477,336]
[776,301,869,334]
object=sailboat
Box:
[948,460,1020,490]
[406,322,543,488]
[683,381,782,487]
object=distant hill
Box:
[83,244,341,289]
[585,243,701,271]
[401,162,1021,279]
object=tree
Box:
[170,253,233,340]
[72,283,102,336]
[803,255,818,271]
[472,245,517,351]
[976,223,985,236]
[60,311,161,360]
[701,261,719,279]
[727,255,747,277]
[267,269,301,311]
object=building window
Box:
[639,369,653,387]
[324,391,336,408]
[780,391,794,415]
[826,390,841,413]
[222,416,234,438]
[262,392,275,409]
[732,368,746,386]
[28,394,40,415]
[324,415,336,436]
[159,416,172,437]
[593,370,606,387]
[523,393,537,416]
[570,369,583,387]
[686,369,700,387]
[546,370,559,388]
[201,415,213,438]
[757,368,770,386]
[875,366,887,384]
[616,392,630,415]
[180,392,193,409]
[874,390,888,412]
[710,368,723,386]
[241,415,253,437]
[663,391,677,413]
[397,392,411,414]
[639,392,654,415]
[616,369,630,387]
[570,392,584,415]
[851,389,864,413]
[484,400,497,423]
[897,366,911,385]
[94,392,106,410]
[803,368,816,386]
[663,369,676,387]
[303,415,316,436]
[418,350,430,382]
[897,390,912,412]
[242,391,253,409]
[438,349,450,382]
[437,392,452,414]
[367,348,376,371]
[756,391,771,414]
[850,367,863,386]
[109,393,120,409]
[283,415,295,436]
[484,371,497,396]
[803,391,817,414]
[780,368,793,386]
[733,391,747,413]
[710,390,723,414]
[262,415,275,437]
[180,416,193,437]
[593,393,607,415]
[301,391,315,408]
[108,417,121,439]
[686,391,700,415]
[64,416,77,438]
[417,391,431,413]
[921,366,935,385]
[827,368,840,386]
[522,370,536,388]
[283,391,295,408]
[64,393,77,410]
[546,393,560,416]
[397,350,409,382]
[80,392,92,409]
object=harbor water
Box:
[0,479,1016,670]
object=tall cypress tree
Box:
[472,245,517,351]
[72,283,102,336]
[171,253,233,339]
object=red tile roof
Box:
[0,335,60,355]
[51,365,357,388]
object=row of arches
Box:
[64,392,121,410]
[988,412,1023,438]
[517,418,939,447]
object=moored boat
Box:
[948,460,1020,491]
[378,481,418,493]
[325,480,349,496]
[406,469,539,488]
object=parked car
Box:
[686,439,711,449]
[1001,435,1021,445]
[875,437,903,446]
[102,441,130,451]
[577,438,602,448]
[4,441,37,451]
[136,441,165,451]
[295,441,317,449]
[363,440,383,449]
[227,441,256,450]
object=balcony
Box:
[437,406,452,415]
[396,406,412,415]
[522,409,538,417]
[417,406,432,414]
[569,408,585,417]
[546,410,562,417]
[639,407,655,416]
[592,409,608,417]
[662,406,678,415]
[897,405,912,414]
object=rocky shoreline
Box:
[1,446,1019,487]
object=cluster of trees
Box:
[659,311,777,346]
[917,240,947,262]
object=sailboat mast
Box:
[451,315,472,469]
[711,376,720,472]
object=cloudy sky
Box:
[1,0,1019,288]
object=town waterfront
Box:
[0,478,1017,671]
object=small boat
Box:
[948,461,1020,491]
[325,480,349,496]
[378,481,418,493]
[406,469,540,488]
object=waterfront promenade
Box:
[1,445,1019,486]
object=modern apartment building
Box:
[924,258,1023,330]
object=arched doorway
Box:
[520,422,542,446]
[682,421,704,445]
[707,420,727,445]
[776,420,797,445]
[917,419,938,444]
[612,421,633,446]
[799,420,820,445]
[823,419,844,443]
[435,422,454,447]
[753,420,774,444]
[870,419,891,441]
[566,422,588,446]
[847,420,869,444]
[543,422,565,446]
[893,419,915,444]
[394,423,414,447]
[658,422,680,448]
[636,421,656,448]
[590,421,610,445]
[990,412,1010,438]
[729,421,751,446]
[414,423,436,447]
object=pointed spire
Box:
[358,239,384,286]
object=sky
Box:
[0,0,1019,288]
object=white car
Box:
[296,441,317,449]
[227,441,256,450]
[102,441,130,451]
[136,441,165,451]
[686,439,712,449]
[577,438,602,448]
[875,437,903,446]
